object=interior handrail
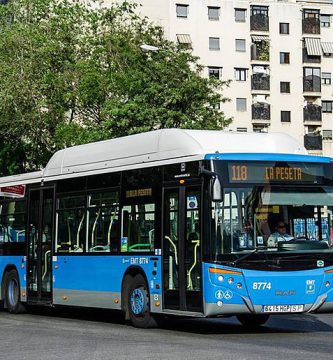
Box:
[42,250,51,280]
[164,235,178,265]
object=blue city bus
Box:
[1,129,333,328]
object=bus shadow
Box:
[27,306,333,335]
[159,314,333,335]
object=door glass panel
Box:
[164,192,179,291]
[41,189,53,294]
[28,191,40,293]
[185,190,201,291]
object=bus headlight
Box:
[228,277,234,284]
[218,275,224,282]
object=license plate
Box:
[262,305,304,313]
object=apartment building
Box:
[118,0,333,155]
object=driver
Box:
[267,221,293,247]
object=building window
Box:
[250,5,269,31]
[235,8,246,22]
[280,52,290,64]
[176,4,188,18]
[303,9,320,34]
[236,98,247,111]
[279,23,290,34]
[208,6,220,21]
[235,39,246,52]
[281,111,291,122]
[280,82,290,93]
[236,128,247,132]
[208,66,222,79]
[253,125,268,133]
[321,15,331,28]
[322,72,331,85]
[235,68,247,81]
[304,67,321,92]
[322,101,333,113]
[209,37,220,50]
[323,130,333,140]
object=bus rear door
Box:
[26,187,54,304]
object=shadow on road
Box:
[25,306,333,335]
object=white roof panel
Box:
[42,129,307,178]
[0,130,308,186]
[0,171,42,187]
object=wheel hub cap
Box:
[130,288,145,315]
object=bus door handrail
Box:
[42,250,51,280]
[165,236,178,265]
[187,239,200,290]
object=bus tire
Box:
[127,274,157,328]
[5,270,26,314]
[236,314,270,328]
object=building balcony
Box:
[302,18,320,35]
[304,134,322,150]
[302,48,321,64]
[303,103,322,122]
[251,73,270,91]
[303,76,321,93]
[251,43,270,62]
[250,14,269,32]
[252,103,270,121]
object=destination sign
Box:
[228,163,324,184]
[125,188,152,198]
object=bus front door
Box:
[27,187,54,304]
[163,186,203,313]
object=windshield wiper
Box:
[228,248,260,267]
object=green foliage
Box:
[0,0,231,175]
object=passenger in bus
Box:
[267,221,293,247]
[239,221,254,248]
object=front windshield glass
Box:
[211,185,333,259]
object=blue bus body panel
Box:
[54,255,161,292]
[0,256,26,298]
[203,262,333,315]
[204,153,332,163]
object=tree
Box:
[0,0,231,176]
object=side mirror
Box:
[199,167,224,202]
[212,175,223,202]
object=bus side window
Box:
[87,191,119,253]
[56,195,86,253]
[121,203,155,253]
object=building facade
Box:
[121,0,333,156]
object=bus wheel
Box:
[128,274,157,328]
[236,314,270,328]
[5,270,26,314]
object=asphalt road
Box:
[1,308,333,360]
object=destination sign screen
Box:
[227,162,325,184]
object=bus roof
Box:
[42,129,308,178]
[0,129,324,186]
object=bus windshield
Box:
[211,184,333,259]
